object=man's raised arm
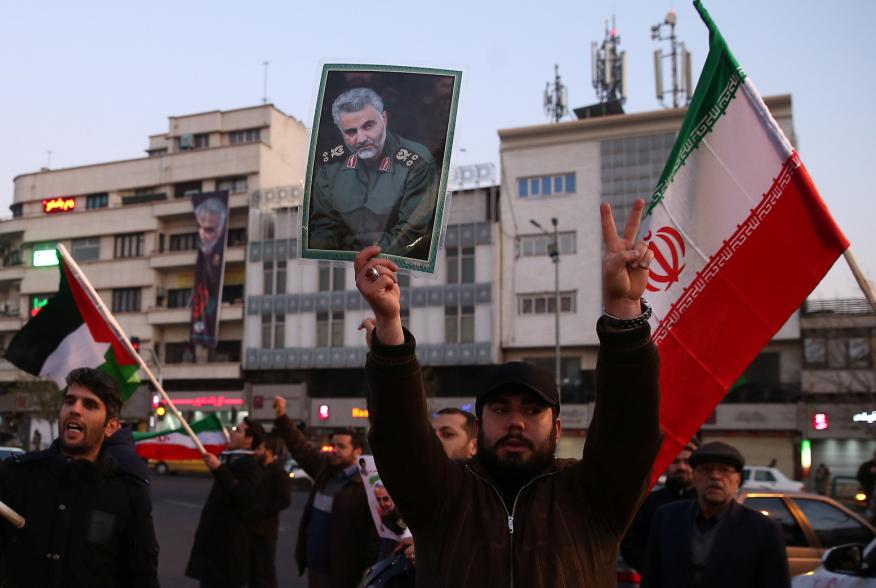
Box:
[355,246,460,532]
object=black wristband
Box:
[602,298,653,330]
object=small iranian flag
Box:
[134,414,227,460]
[5,248,141,399]
[644,1,849,479]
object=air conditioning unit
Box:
[179,133,194,150]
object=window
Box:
[217,176,248,194]
[445,305,475,343]
[261,313,285,348]
[165,342,194,364]
[263,260,286,295]
[318,262,345,291]
[169,233,198,252]
[601,132,675,225]
[222,284,244,303]
[10,203,22,218]
[754,470,776,482]
[86,193,109,209]
[114,233,144,258]
[742,498,808,547]
[804,338,827,366]
[148,148,167,157]
[518,291,577,314]
[517,173,576,198]
[174,181,202,199]
[70,237,100,262]
[167,288,193,309]
[227,227,247,247]
[446,246,475,284]
[263,261,274,295]
[516,231,577,257]
[111,288,141,313]
[794,498,875,548]
[229,128,261,144]
[275,261,287,295]
[316,311,344,347]
[803,330,874,369]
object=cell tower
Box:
[591,18,627,104]
[543,64,568,123]
[652,10,692,108]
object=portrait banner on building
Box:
[301,64,462,273]
[358,455,412,542]
[190,191,230,348]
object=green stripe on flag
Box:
[98,346,141,401]
[646,0,747,217]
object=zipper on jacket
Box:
[466,465,558,588]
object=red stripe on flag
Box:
[651,153,849,483]
[61,261,139,367]
[135,443,225,461]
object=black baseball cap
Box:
[689,441,745,472]
[476,362,560,418]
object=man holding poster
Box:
[191,191,230,347]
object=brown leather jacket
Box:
[273,416,379,588]
[367,319,661,587]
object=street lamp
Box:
[529,218,561,387]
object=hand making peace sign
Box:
[601,199,655,319]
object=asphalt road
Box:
[151,472,309,588]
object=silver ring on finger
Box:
[365,267,380,282]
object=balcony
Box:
[161,362,240,380]
[152,191,249,218]
[0,266,24,284]
[0,359,23,382]
[149,244,245,269]
[0,314,24,333]
[148,303,243,325]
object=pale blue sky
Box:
[2,0,873,299]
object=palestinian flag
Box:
[134,414,227,460]
[644,1,849,481]
[4,249,141,399]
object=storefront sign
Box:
[170,395,243,408]
[853,411,876,424]
[42,197,76,213]
[812,412,830,431]
[351,408,369,419]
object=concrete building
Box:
[0,104,307,439]
[243,184,501,428]
[498,96,805,467]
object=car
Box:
[0,447,24,461]
[793,538,876,587]
[743,466,805,492]
[284,457,313,490]
[148,458,209,475]
[739,490,876,576]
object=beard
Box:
[476,427,558,485]
[354,126,387,160]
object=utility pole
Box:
[530,218,562,385]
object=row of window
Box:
[803,331,873,369]
[515,232,577,258]
[175,128,261,151]
[518,291,577,315]
[517,173,576,198]
[68,228,247,262]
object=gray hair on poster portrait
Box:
[194,196,228,224]
[331,88,385,128]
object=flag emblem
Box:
[644,226,687,292]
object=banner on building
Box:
[190,191,230,348]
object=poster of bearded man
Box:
[301,64,461,273]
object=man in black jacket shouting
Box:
[0,367,159,588]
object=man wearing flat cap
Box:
[641,441,790,588]
[356,200,662,586]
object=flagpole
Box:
[843,249,876,313]
[55,245,208,455]
[0,501,25,528]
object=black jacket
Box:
[252,460,291,537]
[641,499,790,588]
[104,425,151,485]
[0,442,159,588]
[185,450,263,586]
[621,483,697,571]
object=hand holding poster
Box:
[302,65,461,272]
[358,455,412,542]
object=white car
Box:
[743,466,805,492]
[793,539,876,587]
[0,447,25,461]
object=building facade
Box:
[0,104,307,439]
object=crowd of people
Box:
[0,201,802,587]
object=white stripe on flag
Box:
[40,323,110,388]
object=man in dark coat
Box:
[353,200,662,587]
[0,367,159,588]
[249,431,292,588]
[273,399,378,588]
[621,440,698,571]
[186,417,265,588]
[641,441,790,588]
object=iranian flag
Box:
[4,248,141,399]
[644,1,849,480]
[134,414,227,460]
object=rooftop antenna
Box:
[46,150,53,169]
[652,9,692,108]
[591,17,627,104]
[262,61,270,104]
[543,64,568,123]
